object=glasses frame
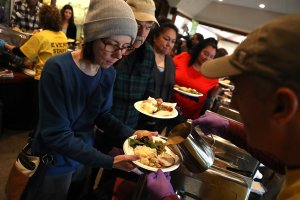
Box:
[101,39,134,54]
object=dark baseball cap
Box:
[201,14,300,89]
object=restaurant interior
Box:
[0,0,299,200]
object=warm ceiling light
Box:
[219,0,223,1]
[259,3,265,8]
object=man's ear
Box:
[272,87,298,125]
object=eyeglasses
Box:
[101,39,134,53]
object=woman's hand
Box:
[133,130,158,140]
[113,154,139,172]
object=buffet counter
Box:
[132,128,259,200]
[0,67,35,131]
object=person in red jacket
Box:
[172,38,218,119]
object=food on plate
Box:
[129,136,176,168]
[134,145,161,168]
[222,79,231,85]
[140,97,175,116]
[175,85,200,95]
[220,79,232,85]
[158,152,175,167]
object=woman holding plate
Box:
[22,0,156,199]
[138,20,178,131]
[172,38,219,119]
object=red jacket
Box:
[173,52,218,119]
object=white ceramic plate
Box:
[173,87,203,97]
[23,68,35,77]
[123,136,181,172]
[67,38,75,43]
[219,79,234,90]
[134,101,178,119]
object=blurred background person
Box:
[201,47,229,112]
[0,5,7,24]
[2,4,68,81]
[215,47,228,58]
[0,4,68,131]
[60,4,77,48]
[191,33,204,47]
[10,0,43,32]
[172,38,218,120]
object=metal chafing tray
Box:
[0,24,30,46]
[0,25,31,67]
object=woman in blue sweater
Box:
[23,0,156,199]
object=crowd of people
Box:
[2,0,299,200]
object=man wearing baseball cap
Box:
[199,14,300,199]
[93,0,159,197]
[98,0,159,135]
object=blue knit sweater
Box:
[32,52,134,175]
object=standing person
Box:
[151,21,178,101]
[90,0,158,196]
[106,0,159,131]
[172,38,218,120]
[10,0,43,32]
[60,4,77,45]
[199,14,300,200]
[21,0,155,199]
[139,21,178,131]
[1,4,68,81]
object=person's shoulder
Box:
[174,52,189,58]
[101,66,116,81]
[46,52,71,66]
[173,52,190,62]
[143,41,154,52]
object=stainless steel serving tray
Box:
[0,25,30,46]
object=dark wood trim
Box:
[218,37,241,45]
[198,20,248,36]
[176,11,248,36]
[176,11,192,21]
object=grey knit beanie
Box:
[83,0,137,43]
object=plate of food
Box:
[173,85,203,97]
[123,135,181,172]
[134,97,178,119]
[219,78,234,90]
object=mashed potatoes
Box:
[134,145,175,168]
[140,101,157,114]
[134,145,161,168]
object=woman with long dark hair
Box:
[172,38,218,119]
[60,4,77,42]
